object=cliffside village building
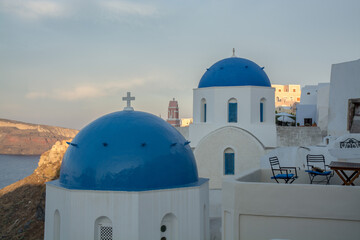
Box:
[272,84,301,114]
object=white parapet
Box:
[222,169,360,240]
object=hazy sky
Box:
[0,0,359,129]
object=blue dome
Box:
[198,57,271,88]
[59,111,199,191]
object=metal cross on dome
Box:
[122,92,135,111]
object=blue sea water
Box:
[0,154,40,189]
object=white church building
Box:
[189,55,276,189]
[44,100,209,240]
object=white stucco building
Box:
[296,85,318,126]
[296,59,360,135]
[189,55,276,189]
[44,108,209,240]
[296,83,331,129]
[316,83,330,132]
[328,59,360,136]
[272,84,301,108]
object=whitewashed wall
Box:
[276,126,323,147]
[300,85,318,104]
[296,104,317,126]
[296,85,320,126]
[190,86,276,148]
[193,126,265,189]
[316,83,330,132]
[44,181,209,240]
[328,59,360,137]
[222,171,360,240]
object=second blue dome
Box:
[198,57,271,88]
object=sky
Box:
[0,0,359,130]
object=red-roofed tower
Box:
[167,98,180,127]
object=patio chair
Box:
[269,156,298,184]
[305,154,333,184]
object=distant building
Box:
[296,83,330,128]
[166,98,180,127]
[180,118,193,127]
[272,84,301,108]
[275,106,294,115]
[296,85,319,126]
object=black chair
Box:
[305,154,333,184]
[269,156,298,184]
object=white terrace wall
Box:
[276,126,323,147]
[222,169,360,240]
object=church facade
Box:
[189,55,276,189]
[44,106,209,240]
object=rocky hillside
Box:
[0,140,70,240]
[0,118,78,155]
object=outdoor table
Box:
[329,161,360,186]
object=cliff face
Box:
[0,118,78,155]
[0,140,70,240]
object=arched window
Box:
[228,98,237,123]
[54,210,60,240]
[224,148,235,175]
[95,216,113,240]
[201,98,207,123]
[161,213,178,240]
[260,98,266,123]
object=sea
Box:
[0,154,40,189]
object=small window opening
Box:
[228,98,237,123]
[260,98,266,123]
[201,98,207,123]
[224,148,235,175]
[95,217,113,240]
[160,213,178,240]
[54,210,60,240]
[304,118,312,126]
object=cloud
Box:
[26,79,147,101]
[0,0,158,22]
[0,0,64,19]
[100,1,157,17]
